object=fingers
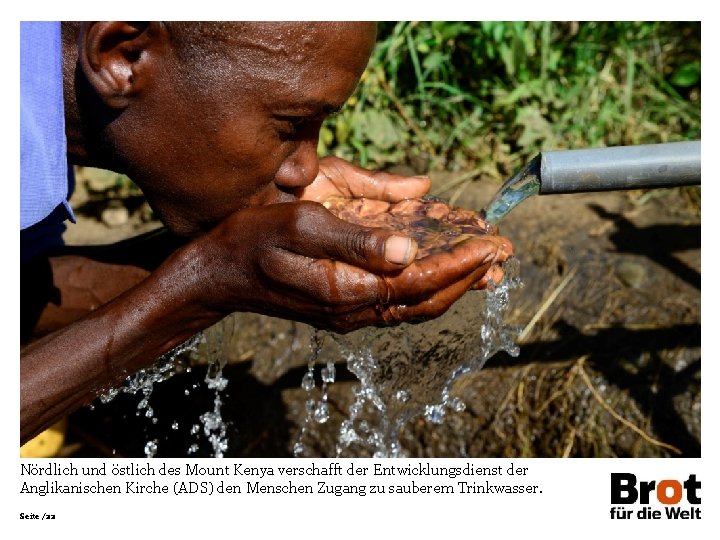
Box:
[260,240,510,331]
[258,254,382,311]
[355,170,432,202]
[201,200,515,334]
[303,156,431,202]
[330,257,498,332]
[471,263,505,290]
[388,261,494,322]
[275,201,418,273]
[272,203,513,310]
[385,234,511,303]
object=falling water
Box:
[99,335,200,411]
[96,315,238,458]
[293,331,332,457]
[190,315,238,457]
[97,335,200,457]
[483,155,541,225]
[293,258,522,458]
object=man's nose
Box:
[274,141,320,189]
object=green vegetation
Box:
[319,22,701,184]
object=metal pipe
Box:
[483,141,701,224]
[539,141,700,194]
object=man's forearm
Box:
[20,244,221,444]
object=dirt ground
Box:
[61,167,700,458]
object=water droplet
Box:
[305,399,316,414]
[425,405,445,424]
[321,362,335,384]
[449,397,466,412]
[144,440,158,458]
[206,374,228,392]
[301,371,315,392]
[171,421,179,430]
[200,393,228,457]
[313,401,329,424]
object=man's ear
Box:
[78,22,167,109]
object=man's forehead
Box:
[221,23,375,96]
[169,22,375,111]
[209,22,374,57]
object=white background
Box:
[3,2,715,538]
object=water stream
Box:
[195,316,237,457]
[294,258,522,457]
[483,154,541,225]
[98,316,236,458]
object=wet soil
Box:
[62,170,700,458]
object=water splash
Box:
[94,256,520,458]
[323,257,522,457]
[144,439,158,458]
[199,393,228,457]
[195,316,236,457]
[483,155,541,224]
[96,315,238,458]
[99,334,201,407]
[293,331,331,456]
[335,347,398,457]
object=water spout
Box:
[484,155,541,225]
[484,141,700,224]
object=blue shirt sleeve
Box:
[20,21,76,261]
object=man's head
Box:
[64,22,377,235]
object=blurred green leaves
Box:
[319,22,700,180]
[354,109,406,150]
[671,62,700,87]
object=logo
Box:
[609,473,701,520]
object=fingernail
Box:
[384,235,416,265]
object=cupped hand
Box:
[299,157,511,289]
[297,156,432,203]
[183,199,511,333]
[322,196,514,324]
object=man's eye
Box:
[277,117,308,137]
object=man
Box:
[21,22,511,444]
